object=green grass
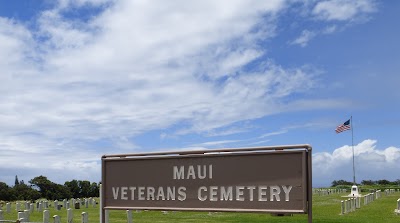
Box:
[1,193,399,222]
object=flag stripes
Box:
[335,119,351,133]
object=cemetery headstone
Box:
[42,210,50,223]
[127,210,132,223]
[53,215,61,223]
[17,211,25,222]
[24,210,30,222]
[30,203,34,213]
[38,202,43,212]
[6,203,10,213]
[81,212,89,223]
[67,208,73,223]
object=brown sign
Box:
[102,145,312,215]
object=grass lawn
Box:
[1,192,399,222]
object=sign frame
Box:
[101,144,312,223]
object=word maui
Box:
[111,164,293,202]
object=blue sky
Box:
[0,0,399,187]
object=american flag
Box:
[335,119,351,133]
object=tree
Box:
[78,180,91,198]
[361,180,376,185]
[331,179,353,187]
[12,182,41,201]
[65,180,80,198]
[28,175,71,200]
[89,182,99,197]
[15,175,19,186]
[376,179,391,185]
[0,182,11,201]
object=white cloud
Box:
[312,0,377,21]
[0,0,355,185]
[313,139,400,186]
[192,140,243,147]
[290,29,317,47]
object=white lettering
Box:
[198,186,207,201]
[138,187,145,200]
[156,187,165,201]
[121,187,128,200]
[236,186,245,201]
[167,187,175,200]
[258,186,268,201]
[147,187,155,200]
[247,186,255,201]
[173,166,184,180]
[220,186,233,201]
[270,186,281,201]
[187,165,196,179]
[129,187,136,200]
[209,186,218,201]
[112,187,119,200]
[178,187,186,201]
[198,165,206,179]
[282,185,292,201]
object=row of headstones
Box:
[55,198,97,210]
[313,188,347,196]
[0,201,50,213]
[394,198,400,215]
[10,209,89,223]
[385,189,398,195]
[340,191,381,215]
[0,198,97,215]
[340,197,361,215]
[104,210,137,223]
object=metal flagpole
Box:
[351,116,355,184]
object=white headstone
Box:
[105,209,109,223]
[38,202,43,212]
[53,215,61,223]
[6,203,11,213]
[43,210,50,223]
[54,200,59,210]
[16,202,21,211]
[0,210,3,220]
[17,212,25,222]
[67,208,73,223]
[23,210,30,221]
[81,212,88,223]
[127,210,133,223]
[30,203,34,213]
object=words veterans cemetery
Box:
[111,164,293,203]
[101,145,312,222]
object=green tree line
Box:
[331,179,400,187]
[0,175,99,201]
